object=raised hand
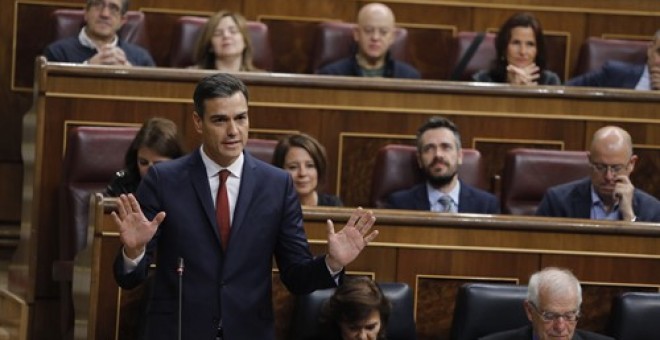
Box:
[89,45,132,66]
[613,175,636,221]
[325,208,378,272]
[111,194,165,259]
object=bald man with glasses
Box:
[480,267,614,340]
[536,126,660,222]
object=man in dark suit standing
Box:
[536,126,660,222]
[111,73,378,339]
[386,116,500,214]
[567,29,660,90]
[480,267,613,340]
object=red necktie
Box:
[216,170,231,250]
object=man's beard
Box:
[424,161,458,189]
[425,169,458,188]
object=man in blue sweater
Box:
[44,0,154,66]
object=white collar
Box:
[78,26,118,50]
[199,145,244,180]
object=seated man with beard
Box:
[386,116,500,214]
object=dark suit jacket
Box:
[318,193,343,207]
[114,149,337,340]
[317,52,421,79]
[536,177,660,222]
[479,325,614,340]
[567,60,645,89]
[386,180,500,214]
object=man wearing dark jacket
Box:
[387,116,499,214]
[537,126,660,222]
[480,267,614,340]
[317,2,420,79]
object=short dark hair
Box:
[491,12,548,82]
[272,133,328,186]
[416,116,462,152]
[320,277,391,339]
[193,73,249,117]
[125,117,185,178]
[86,0,130,15]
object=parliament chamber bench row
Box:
[290,282,660,340]
[69,198,660,340]
[13,8,652,89]
[50,126,639,340]
[59,125,598,279]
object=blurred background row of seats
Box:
[48,9,651,80]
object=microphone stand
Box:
[177,257,185,340]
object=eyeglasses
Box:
[589,161,629,175]
[89,0,123,16]
[529,302,580,323]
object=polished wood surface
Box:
[75,197,660,340]
[6,59,660,339]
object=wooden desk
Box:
[8,59,660,339]
[74,195,660,340]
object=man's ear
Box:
[457,148,463,165]
[353,26,360,43]
[629,154,639,172]
[523,300,534,322]
[192,112,203,134]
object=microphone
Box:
[177,257,184,340]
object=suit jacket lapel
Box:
[574,178,593,218]
[415,184,431,210]
[189,149,221,242]
[457,181,471,213]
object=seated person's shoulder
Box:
[386,184,424,209]
[575,329,615,340]
[117,41,155,67]
[393,60,421,79]
[472,69,493,82]
[316,57,354,76]
[541,70,561,85]
[44,36,88,62]
[318,193,343,207]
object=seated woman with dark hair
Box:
[319,277,391,340]
[191,10,260,72]
[473,12,561,85]
[106,117,185,196]
[272,133,343,206]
